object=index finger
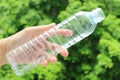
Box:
[43,29,73,39]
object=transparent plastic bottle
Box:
[6,8,105,76]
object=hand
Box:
[1,23,73,66]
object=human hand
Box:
[4,23,73,66]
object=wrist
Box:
[0,38,10,66]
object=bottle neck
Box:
[89,8,105,24]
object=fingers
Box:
[47,54,57,63]
[41,60,48,66]
[43,29,73,39]
[50,29,73,37]
[40,53,57,67]
[45,42,69,57]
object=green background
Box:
[0,0,120,80]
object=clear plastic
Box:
[6,8,105,75]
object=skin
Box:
[0,23,73,66]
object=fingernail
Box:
[49,23,56,26]
[41,61,47,67]
[61,50,68,57]
[48,56,57,64]
[51,57,57,64]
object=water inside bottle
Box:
[46,14,95,49]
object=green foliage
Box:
[0,0,53,38]
[0,62,64,80]
[0,0,120,80]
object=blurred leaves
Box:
[97,53,113,68]
[0,0,120,80]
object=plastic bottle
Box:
[6,8,105,75]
